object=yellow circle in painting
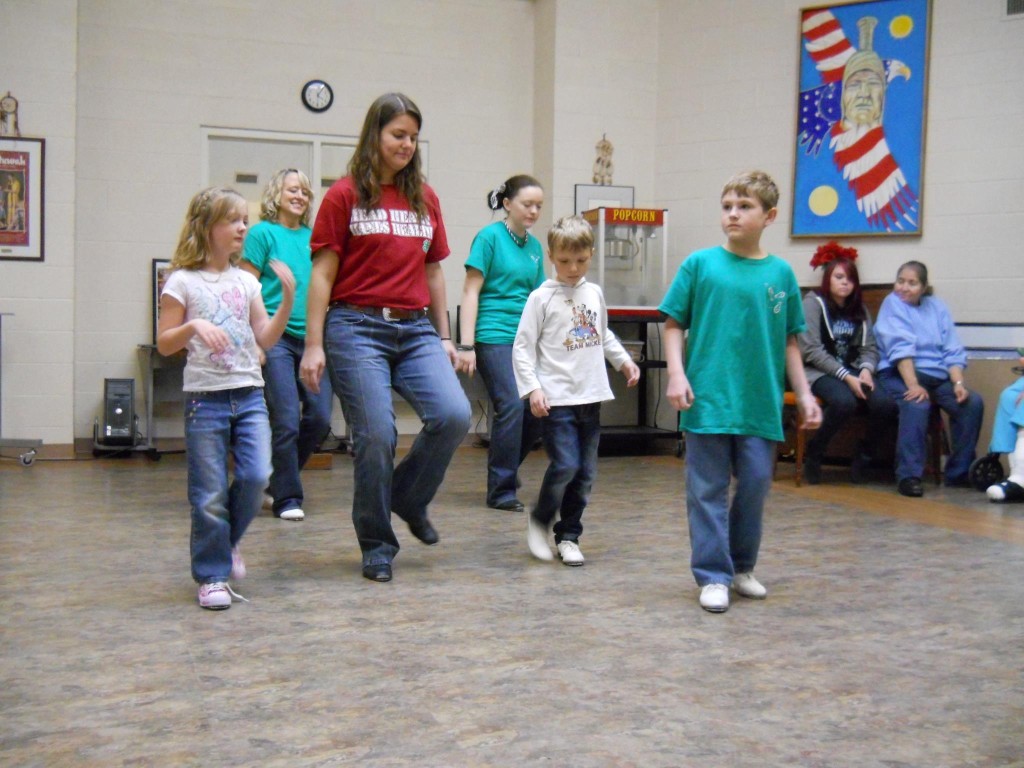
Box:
[808,186,839,217]
[890,15,914,38]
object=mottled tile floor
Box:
[1,447,1022,767]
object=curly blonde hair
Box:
[171,187,248,270]
[260,168,313,226]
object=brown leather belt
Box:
[330,302,427,321]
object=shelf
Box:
[605,314,679,455]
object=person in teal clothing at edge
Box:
[241,168,333,522]
[456,174,546,513]
[659,170,822,614]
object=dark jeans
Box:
[878,369,984,482]
[531,403,601,544]
[263,332,334,514]
[807,375,898,461]
[324,308,471,566]
[475,342,541,507]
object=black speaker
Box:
[101,378,135,446]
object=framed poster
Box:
[0,137,45,261]
[792,0,931,237]
[574,184,634,214]
[151,258,172,344]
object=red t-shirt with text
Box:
[310,177,449,310]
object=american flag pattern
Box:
[798,8,918,232]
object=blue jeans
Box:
[324,309,471,566]
[184,387,271,584]
[263,332,334,514]
[684,432,775,587]
[531,403,601,543]
[808,374,898,460]
[475,342,541,507]
[878,369,984,482]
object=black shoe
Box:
[489,498,525,513]
[898,477,924,497]
[850,454,871,484]
[407,517,439,545]
[362,563,392,582]
[944,474,971,488]
[803,456,822,485]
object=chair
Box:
[780,391,946,487]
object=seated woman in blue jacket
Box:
[874,261,984,498]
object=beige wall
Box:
[655,0,1024,314]
[0,0,77,450]
[0,0,1021,451]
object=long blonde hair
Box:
[171,187,247,270]
[260,168,313,226]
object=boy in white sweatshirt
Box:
[513,215,640,565]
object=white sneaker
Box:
[262,493,274,511]
[732,572,767,599]
[278,507,305,522]
[556,540,585,566]
[699,583,730,613]
[527,513,554,561]
[198,582,232,610]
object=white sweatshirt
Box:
[513,277,630,406]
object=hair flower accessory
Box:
[810,241,859,269]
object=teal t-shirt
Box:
[465,221,546,344]
[658,246,805,441]
[242,220,312,339]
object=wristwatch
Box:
[456,344,475,352]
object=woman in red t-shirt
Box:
[300,93,470,583]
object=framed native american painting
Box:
[792,0,931,237]
[0,137,44,261]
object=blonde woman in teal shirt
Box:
[242,169,333,522]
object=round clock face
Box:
[0,97,15,111]
[301,80,333,113]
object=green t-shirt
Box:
[658,246,805,441]
[465,221,546,344]
[242,220,312,339]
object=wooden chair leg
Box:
[795,424,805,487]
[927,406,948,485]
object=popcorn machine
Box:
[581,207,668,307]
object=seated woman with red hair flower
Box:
[797,242,898,484]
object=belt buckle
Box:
[382,307,396,322]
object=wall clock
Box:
[301,80,333,113]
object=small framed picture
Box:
[574,184,634,214]
[151,258,172,344]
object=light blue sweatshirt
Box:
[874,292,967,378]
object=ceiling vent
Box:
[1008,0,1024,17]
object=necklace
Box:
[198,268,227,283]
[504,220,527,248]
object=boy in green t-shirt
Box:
[658,171,821,613]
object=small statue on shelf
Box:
[1,92,21,137]
[592,134,613,185]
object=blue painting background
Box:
[792,0,929,237]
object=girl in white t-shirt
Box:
[157,187,295,610]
